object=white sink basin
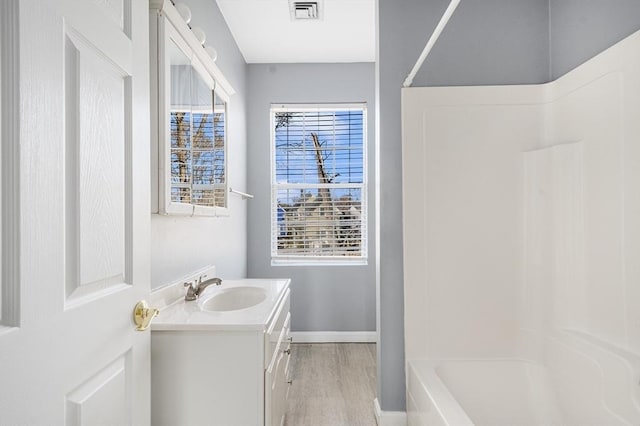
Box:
[200,286,268,312]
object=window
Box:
[271,104,367,264]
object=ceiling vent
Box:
[289,1,322,20]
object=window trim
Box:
[270,103,368,266]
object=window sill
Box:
[271,258,368,267]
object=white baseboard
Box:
[374,398,407,426]
[290,331,377,343]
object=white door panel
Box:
[65,354,132,426]
[65,24,129,304]
[0,0,150,424]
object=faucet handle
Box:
[184,281,198,301]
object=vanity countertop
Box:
[151,278,290,332]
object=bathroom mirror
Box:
[151,0,233,216]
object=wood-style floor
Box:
[284,343,377,426]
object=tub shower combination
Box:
[402,29,640,426]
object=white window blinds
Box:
[271,104,367,263]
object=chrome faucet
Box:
[184,275,222,301]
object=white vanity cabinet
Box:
[151,285,291,426]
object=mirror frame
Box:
[151,0,234,216]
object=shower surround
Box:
[402,29,640,426]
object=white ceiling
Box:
[215,0,376,63]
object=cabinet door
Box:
[265,312,291,426]
[266,349,287,426]
[283,322,292,400]
[265,290,290,368]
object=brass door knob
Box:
[133,300,160,331]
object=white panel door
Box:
[0,0,151,424]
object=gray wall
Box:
[376,0,550,412]
[416,0,550,86]
[549,0,640,79]
[150,0,248,288]
[246,63,376,333]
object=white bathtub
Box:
[407,330,640,426]
[407,359,564,426]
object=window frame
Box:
[270,103,368,266]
